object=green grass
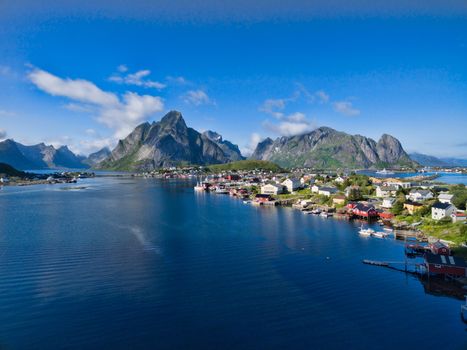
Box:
[419,219,467,245]
[207,160,284,172]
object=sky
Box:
[0,1,466,158]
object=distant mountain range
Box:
[97,111,242,170]
[409,152,467,167]
[251,127,417,169]
[3,110,464,171]
[0,139,90,170]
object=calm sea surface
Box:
[0,177,466,349]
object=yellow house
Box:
[403,201,423,215]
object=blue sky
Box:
[0,1,466,157]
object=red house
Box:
[225,174,241,181]
[352,203,378,218]
[378,211,394,220]
[425,253,467,277]
[254,194,273,203]
[430,241,451,256]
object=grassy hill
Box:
[0,163,27,177]
[207,160,284,172]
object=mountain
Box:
[0,139,88,170]
[83,147,111,167]
[439,157,467,167]
[0,139,39,170]
[202,130,244,161]
[250,127,417,169]
[409,153,449,167]
[409,153,467,167]
[98,111,238,170]
[0,163,27,178]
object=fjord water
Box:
[0,178,465,349]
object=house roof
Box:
[320,187,337,192]
[425,253,467,267]
[432,202,453,210]
[380,185,398,191]
[430,241,449,249]
[410,189,431,195]
[354,203,376,212]
[438,193,453,200]
[404,200,422,207]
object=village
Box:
[189,167,467,286]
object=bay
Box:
[0,177,465,349]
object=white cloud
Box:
[109,67,166,89]
[98,92,164,139]
[78,137,113,154]
[315,90,329,103]
[29,69,119,106]
[241,132,262,156]
[333,101,360,116]
[64,103,95,113]
[29,68,164,141]
[285,112,306,122]
[117,64,128,73]
[263,120,314,136]
[183,89,214,106]
[0,129,7,140]
[259,98,286,119]
[166,76,189,85]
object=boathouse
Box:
[254,194,273,203]
[352,203,378,218]
[425,253,467,277]
[429,241,451,256]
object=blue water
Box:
[0,178,466,349]
[358,170,467,185]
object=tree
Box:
[391,200,404,215]
[451,184,467,210]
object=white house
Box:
[376,185,398,198]
[383,181,410,189]
[311,185,320,193]
[318,187,338,197]
[334,176,345,184]
[261,183,284,195]
[407,189,433,202]
[282,178,301,193]
[438,193,454,204]
[381,197,396,209]
[451,212,467,223]
[431,202,456,220]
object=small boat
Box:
[243,200,252,204]
[372,231,389,239]
[194,184,204,191]
[383,227,393,232]
[359,224,374,236]
[311,208,322,215]
[214,187,229,194]
[376,168,395,175]
[320,212,332,218]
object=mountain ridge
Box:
[98,111,241,170]
[250,127,417,169]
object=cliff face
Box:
[202,130,244,161]
[250,127,417,169]
[83,147,111,167]
[99,111,237,170]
